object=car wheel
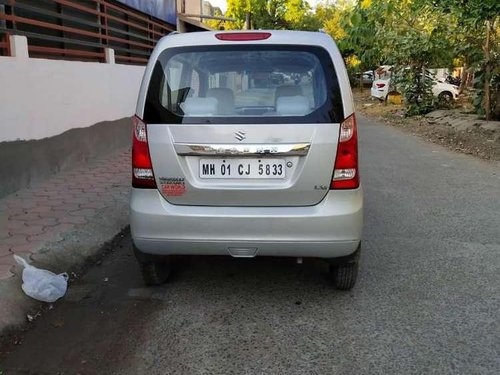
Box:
[133,243,171,285]
[330,262,358,290]
[438,91,453,102]
[328,246,360,291]
[139,259,171,286]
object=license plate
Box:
[199,159,286,179]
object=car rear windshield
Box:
[143,45,344,124]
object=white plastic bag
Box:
[14,255,68,303]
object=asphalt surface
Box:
[1,115,499,375]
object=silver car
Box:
[130,31,363,289]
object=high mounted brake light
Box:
[331,114,359,189]
[215,32,271,41]
[132,116,156,188]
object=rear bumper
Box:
[130,188,363,258]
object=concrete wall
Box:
[0,36,145,142]
[178,0,202,15]
[0,36,145,197]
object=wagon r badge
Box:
[234,131,246,141]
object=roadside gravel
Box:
[354,89,500,161]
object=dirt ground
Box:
[353,89,500,161]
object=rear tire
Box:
[140,259,171,286]
[330,262,358,290]
[133,243,171,286]
[328,245,360,291]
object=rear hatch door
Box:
[142,42,344,207]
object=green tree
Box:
[335,0,456,115]
[225,0,320,31]
[319,0,499,118]
[315,1,386,72]
[205,7,226,30]
[427,0,500,119]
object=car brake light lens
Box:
[215,32,271,41]
[132,116,156,188]
[331,114,359,189]
[376,83,386,88]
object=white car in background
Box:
[371,69,459,102]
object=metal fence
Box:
[0,0,175,64]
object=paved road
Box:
[1,115,499,375]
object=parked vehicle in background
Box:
[361,71,374,85]
[352,70,374,87]
[130,30,363,290]
[431,79,460,101]
[445,74,461,87]
[371,66,460,102]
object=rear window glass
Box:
[144,45,343,124]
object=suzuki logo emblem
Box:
[234,130,246,141]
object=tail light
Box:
[376,83,386,88]
[215,32,271,41]
[132,116,156,188]
[331,114,359,189]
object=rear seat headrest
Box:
[276,96,310,116]
[206,88,235,115]
[180,97,217,116]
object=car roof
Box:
[155,30,335,49]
